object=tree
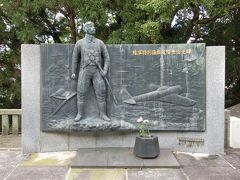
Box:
[0,2,21,108]
[0,0,239,108]
[131,0,240,107]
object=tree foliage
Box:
[0,0,239,108]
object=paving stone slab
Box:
[182,166,240,180]
[222,154,240,169]
[71,148,180,168]
[107,148,144,167]
[71,149,108,167]
[67,168,126,180]
[6,167,69,180]
[175,153,231,167]
[223,149,240,168]
[127,169,187,180]
[142,150,179,168]
[20,151,76,166]
[0,151,23,179]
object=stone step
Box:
[71,148,180,168]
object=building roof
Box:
[227,103,240,118]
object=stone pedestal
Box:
[71,148,179,168]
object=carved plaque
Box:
[41,43,206,132]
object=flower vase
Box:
[133,136,160,158]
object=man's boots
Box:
[74,102,84,122]
[98,102,110,121]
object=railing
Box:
[0,109,22,135]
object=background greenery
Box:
[0,0,239,108]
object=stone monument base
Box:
[71,148,179,168]
[22,45,225,155]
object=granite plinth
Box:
[71,148,180,168]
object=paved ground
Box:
[1,135,240,180]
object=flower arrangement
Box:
[137,116,151,137]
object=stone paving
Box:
[1,135,240,180]
[175,152,240,180]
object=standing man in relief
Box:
[71,21,110,122]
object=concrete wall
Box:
[22,45,225,155]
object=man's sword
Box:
[94,62,119,105]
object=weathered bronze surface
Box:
[41,43,206,132]
[71,22,110,122]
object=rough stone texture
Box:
[22,45,225,155]
[6,167,69,180]
[0,151,23,179]
[127,169,186,180]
